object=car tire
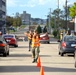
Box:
[60,53,64,56]
[14,45,18,47]
[47,41,50,44]
[3,53,7,57]
[75,61,76,68]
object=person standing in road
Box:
[24,30,33,51]
[31,30,40,63]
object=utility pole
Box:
[58,0,59,28]
[54,15,56,29]
[49,8,51,34]
[65,0,68,30]
[29,15,30,31]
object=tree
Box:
[16,17,22,26]
[6,16,13,27]
[33,22,37,25]
[12,16,22,27]
[36,25,42,34]
[43,26,47,33]
[52,8,64,28]
[69,2,76,18]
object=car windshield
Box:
[64,36,76,42]
[3,35,14,38]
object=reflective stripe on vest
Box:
[31,37,36,47]
[28,34,32,40]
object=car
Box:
[3,34,18,47]
[40,33,50,44]
[75,50,76,68]
[58,35,76,56]
[0,35,9,57]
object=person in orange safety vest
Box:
[24,30,33,51]
[31,30,40,63]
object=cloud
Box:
[7,0,18,7]
[7,0,75,8]
[20,0,52,7]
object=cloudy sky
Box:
[6,0,76,19]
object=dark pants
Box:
[29,39,32,51]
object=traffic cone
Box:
[37,56,41,67]
[40,66,44,75]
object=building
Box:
[31,18,46,25]
[21,11,31,25]
[0,0,6,34]
[21,11,46,25]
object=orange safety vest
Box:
[28,33,32,40]
[31,35,40,47]
[35,35,40,47]
[31,36,36,47]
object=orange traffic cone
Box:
[40,66,44,75]
[37,56,41,67]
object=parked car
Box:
[58,35,76,56]
[0,35,9,57]
[3,34,18,47]
[40,33,50,44]
[75,50,76,68]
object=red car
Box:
[3,34,18,47]
[0,35,9,57]
[40,33,50,44]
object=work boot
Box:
[29,49,30,51]
[35,58,38,63]
[32,59,35,63]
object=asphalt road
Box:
[0,41,76,75]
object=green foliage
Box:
[13,17,22,27]
[53,30,58,37]
[43,26,47,33]
[6,16,13,26]
[69,2,76,18]
[6,16,22,27]
[33,22,37,25]
[36,25,42,34]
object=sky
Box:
[6,0,76,19]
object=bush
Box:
[53,30,57,37]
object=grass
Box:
[20,25,26,29]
